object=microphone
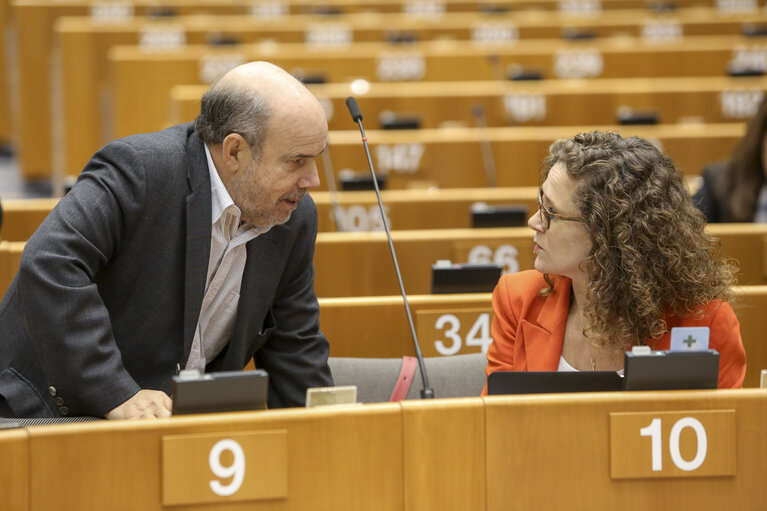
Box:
[320,147,345,232]
[472,104,497,187]
[345,96,435,399]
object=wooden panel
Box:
[314,227,535,296]
[170,76,767,132]
[0,198,58,241]
[312,223,767,297]
[56,9,767,174]
[313,187,537,233]
[401,398,486,511]
[0,428,29,511]
[320,124,741,190]
[732,286,767,388]
[161,430,288,505]
[609,410,736,479]
[0,241,24,300]
[319,293,492,357]
[484,389,767,510]
[319,286,767,388]
[12,0,250,180]
[0,0,11,145]
[110,35,757,142]
[27,403,403,510]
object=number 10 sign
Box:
[609,410,736,479]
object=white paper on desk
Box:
[669,327,710,352]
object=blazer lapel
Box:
[521,277,571,370]
[183,130,212,361]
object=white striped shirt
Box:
[185,146,267,371]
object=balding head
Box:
[194,61,325,158]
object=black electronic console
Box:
[623,348,719,391]
[171,369,269,415]
[471,202,528,227]
[431,261,502,294]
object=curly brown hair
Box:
[542,131,738,348]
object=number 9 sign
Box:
[162,431,288,505]
[209,439,246,496]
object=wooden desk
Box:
[319,123,740,191]
[1,390,765,510]
[0,241,24,300]
[0,198,59,241]
[12,0,252,181]
[170,75,767,133]
[318,286,767,388]
[56,9,767,174]
[312,223,767,297]
[0,0,11,146]
[14,0,723,181]
[312,187,538,232]
[110,35,762,141]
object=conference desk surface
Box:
[1,389,765,510]
[110,34,762,141]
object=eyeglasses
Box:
[537,188,583,230]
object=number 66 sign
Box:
[162,431,287,506]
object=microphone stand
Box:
[345,96,435,399]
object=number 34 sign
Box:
[416,308,494,357]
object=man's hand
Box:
[105,389,172,419]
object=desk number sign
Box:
[162,430,288,506]
[416,308,494,357]
[609,410,736,479]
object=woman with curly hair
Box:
[482,131,746,390]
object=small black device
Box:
[616,108,660,125]
[623,349,719,390]
[171,370,269,415]
[728,67,765,77]
[471,203,528,228]
[561,28,597,40]
[339,172,386,191]
[508,68,544,81]
[379,112,421,130]
[430,262,502,294]
[487,371,624,395]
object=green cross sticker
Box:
[683,335,697,348]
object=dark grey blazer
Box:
[0,123,332,418]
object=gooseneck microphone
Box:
[345,96,435,399]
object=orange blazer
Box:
[483,270,747,393]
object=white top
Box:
[185,146,267,371]
[557,355,624,376]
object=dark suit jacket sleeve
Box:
[15,140,148,416]
[254,197,333,408]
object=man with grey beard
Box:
[0,61,333,419]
